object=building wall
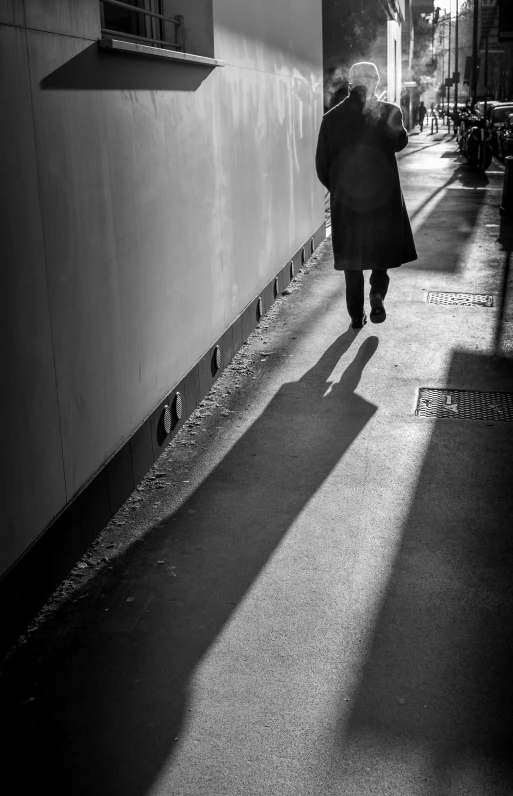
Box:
[387,18,402,103]
[0,0,324,578]
[387,0,415,107]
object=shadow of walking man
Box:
[3,331,380,796]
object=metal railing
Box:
[100,0,183,51]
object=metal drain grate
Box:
[426,291,493,307]
[416,389,513,421]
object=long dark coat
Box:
[316,90,417,271]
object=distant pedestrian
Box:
[315,62,417,328]
[430,103,439,133]
[418,101,426,131]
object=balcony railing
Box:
[100,0,184,51]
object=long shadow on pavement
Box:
[327,349,513,793]
[495,214,513,356]
[397,140,448,160]
[2,331,379,796]
[404,164,490,275]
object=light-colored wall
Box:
[387,0,412,105]
[387,19,401,104]
[0,0,324,577]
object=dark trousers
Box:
[344,270,390,320]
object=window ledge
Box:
[98,38,225,67]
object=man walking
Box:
[418,100,427,131]
[315,62,417,327]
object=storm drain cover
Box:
[416,389,513,421]
[426,291,493,307]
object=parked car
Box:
[487,103,513,155]
[473,100,500,120]
[497,113,513,160]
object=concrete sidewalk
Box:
[2,131,513,795]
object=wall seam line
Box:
[23,20,69,503]
[14,24,97,42]
[212,68,228,332]
[215,61,317,79]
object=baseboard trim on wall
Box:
[0,222,326,655]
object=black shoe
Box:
[370,294,386,323]
[351,313,367,329]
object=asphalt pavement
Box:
[2,128,513,795]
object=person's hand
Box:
[384,107,408,152]
[385,108,403,138]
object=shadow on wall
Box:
[40,43,214,91]
[325,348,513,793]
[1,333,379,796]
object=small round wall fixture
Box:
[174,391,183,420]
[310,237,315,254]
[290,260,295,279]
[214,344,221,370]
[274,276,279,297]
[257,297,263,319]
[163,404,172,435]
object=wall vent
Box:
[174,391,183,420]
[163,404,172,435]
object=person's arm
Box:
[386,105,408,152]
[315,117,330,191]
